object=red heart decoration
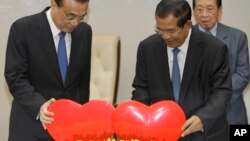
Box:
[46,99,115,141]
[112,100,186,141]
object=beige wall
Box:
[1,0,250,140]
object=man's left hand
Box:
[181,115,203,137]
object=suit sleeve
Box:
[4,22,46,119]
[196,44,232,132]
[231,32,249,103]
[132,42,151,105]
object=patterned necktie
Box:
[172,48,181,101]
[58,32,68,84]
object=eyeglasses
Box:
[155,26,183,37]
[59,8,87,22]
[195,6,216,15]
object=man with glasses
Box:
[132,0,231,140]
[193,0,250,125]
[5,0,91,140]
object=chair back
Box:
[89,35,120,104]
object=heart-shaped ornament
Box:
[46,99,115,141]
[112,100,186,141]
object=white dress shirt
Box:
[46,9,71,64]
[198,23,217,37]
[167,29,191,81]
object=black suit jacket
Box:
[5,7,92,141]
[132,27,232,141]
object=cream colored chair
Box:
[89,35,120,104]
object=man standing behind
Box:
[5,0,91,140]
[132,0,231,140]
[193,0,250,125]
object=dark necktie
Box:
[58,32,68,84]
[206,30,212,35]
[172,48,181,101]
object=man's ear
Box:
[218,6,223,21]
[185,20,193,30]
[51,0,57,8]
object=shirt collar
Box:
[198,23,218,36]
[167,28,191,55]
[46,8,61,37]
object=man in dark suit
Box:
[4,0,91,140]
[132,0,231,140]
[193,0,249,125]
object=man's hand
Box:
[181,115,203,137]
[39,98,56,129]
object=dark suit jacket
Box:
[195,23,250,124]
[5,7,92,141]
[132,27,232,141]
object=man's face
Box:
[51,0,88,33]
[193,0,221,30]
[155,15,191,48]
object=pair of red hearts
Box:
[46,99,186,141]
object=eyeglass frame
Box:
[58,7,87,23]
[194,6,217,15]
[155,26,183,37]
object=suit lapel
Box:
[216,23,228,43]
[178,28,203,104]
[66,31,78,85]
[37,8,62,84]
[66,27,86,86]
[155,36,175,100]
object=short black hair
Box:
[55,0,89,7]
[192,0,222,9]
[155,0,191,28]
